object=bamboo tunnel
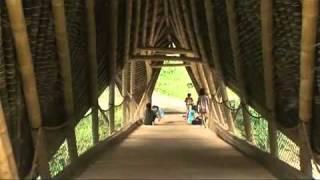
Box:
[51,0,78,161]
[261,0,278,157]
[85,0,99,144]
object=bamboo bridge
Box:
[0,0,320,179]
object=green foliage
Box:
[49,141,70,177]
[154,64,198,100]
[75,116,94,155]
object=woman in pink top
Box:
[197,88,210,122]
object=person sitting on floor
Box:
[144,103,157,125]
[152,105,164,121]
[187,105,197,124]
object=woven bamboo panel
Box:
[134,62,147,103]
[235,0,265,107]
[212,0,236,85]
[273,0,301,128]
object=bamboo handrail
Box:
[51,0,78,161]
[0,102,18,179]
[261,0,278,157]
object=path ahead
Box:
[77,115,276,179]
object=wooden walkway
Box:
[77,115,276,179]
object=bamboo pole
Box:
[142,0,149,47]
[261,0,278,157]
[186,67,201,93]
[204,0,235,131]
[109,0,119,134]
[225,0,253,139]
[152,18,166,46]
[151,63,191,68]
[298,0,319,175]
[133,0,141,54]
[168,0,186,48]
[0,102,18,179]
[5,0,51,177]
[172,0,189,49]
[51,0,78,161]
[181,0,199,58]
[5,0,42,130]
[149,0,159,46]
[138,47,193,55]
[130,55,202,63]
[85,0,99,144]
[122,0,133,126]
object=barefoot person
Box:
[184,93,194,119]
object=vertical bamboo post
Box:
[5,0,50,177]
[51,0,78,161]
[204,0,235,131]
[122,0,133,126]
[186,67,201,93]
[0,102,18,179]
[109,0,119,134]
[261,0,278,157]
[299,0,319,175]
[225,0,253,139]
[85,0,99,144]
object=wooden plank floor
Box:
[77,114,276,179]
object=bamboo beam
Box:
[130,55,202,63]
[0,102,18,179]
[152,18,166,45]
[172,0,189,49]
[5,0,51,177]
[226,0,253,139]
[204,0,235,133]
[85,0,99,144]
[151,63,191,68]
[149,0,159,46]
[109,0,119,134]
[169,0,187,48]
[186,67,201,93]
[181,0,199,57]
[51,0,78,161]
[133,0,142,54]
[298,0,319,176]
[261,0,278,157]
[138,47,193,55]
[142,0,150,47]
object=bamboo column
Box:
[122,0,133,126]
[261,0,278,157]
[51,0,78,161]
[0,102,18,179]
[5,0,50,177]
[109,0,119,134]
[85,0,99,144]
[226,0,253,140]
[299,0,319,176]
[204,0,235,131]
[186,67,201,93]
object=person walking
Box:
[197,88,210,124]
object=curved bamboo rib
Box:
[5,0,42,129]
[299,0,319,123]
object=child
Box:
[184,93,194,120]
[187,105,197,124]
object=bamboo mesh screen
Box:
[235,0,265,107]
[273,0,301,128]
